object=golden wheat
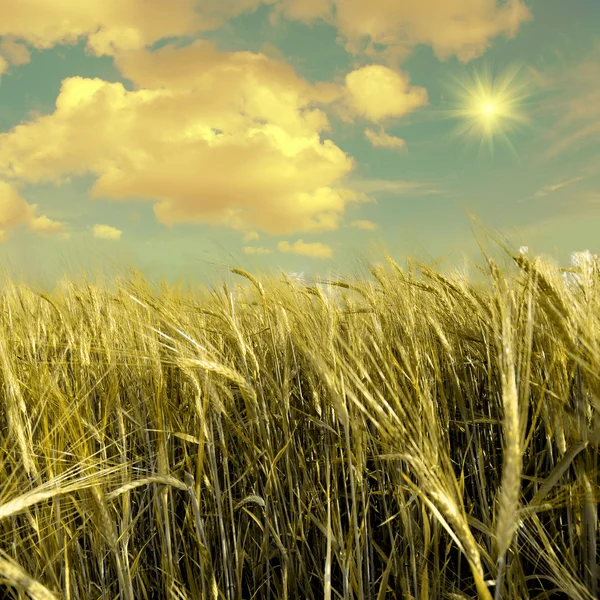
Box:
[0,231,597,599]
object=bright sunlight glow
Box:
[438,61,535,161]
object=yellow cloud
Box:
[270,0,332,24]
[347,178,442,195]
[0,0,274,56]
[0,42,373,236]
[270,0,532,64]
[0,181,67,241]
[277,239,333,258]
[364,127,406,149]
[243,231,260,241]
[0,0,532,68]
[92,224,122,240]
[0,182,35,228]
[343,64,427,123]
[0,37,31,66]
[242,246,272,255]
[271,0,532,66]
[29,215,66,234]
[350,220,377,230]
[258,42,288,62]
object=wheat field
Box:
[0,233,598,599]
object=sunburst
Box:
[437,61,535,160]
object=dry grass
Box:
[0,228,598,599]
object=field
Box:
[0,233,598,599]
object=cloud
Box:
[0,0,532,68]
[258,42,289,63]
[242,246,272,255]
[342,64,427,123]
[0,37,31,66]
[0,181,68,242]
[277,239,333,258]
[541,121,600,162]
[243,231,260,241]
[0,41,374,236]
[271,0,532,65]
[0,0,274,57]
[346,177,443,195]
[29,214,67,235]
[364,127,406,149]
[92,224,123,240]
[350,220,377,230]
[531,176,584,199]
[270,0,332,24]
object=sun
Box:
[437,61,534,160]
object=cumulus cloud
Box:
[342,64,427,123]
[92,224,122,240]
[0,41,374,236]
[277,239,333,258]
[0,0,275,57]
[29,215,68,235]
[350,219,377,230]
[0,0,533,67]
[243,231,260,242]
[0,0,514,246]
[271,0,532,65]
[0,181,68,242]
[364,127,406,149]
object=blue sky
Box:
[0,0,598,295]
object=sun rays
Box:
[438,61,535,161]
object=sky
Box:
[0,0,599,298]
